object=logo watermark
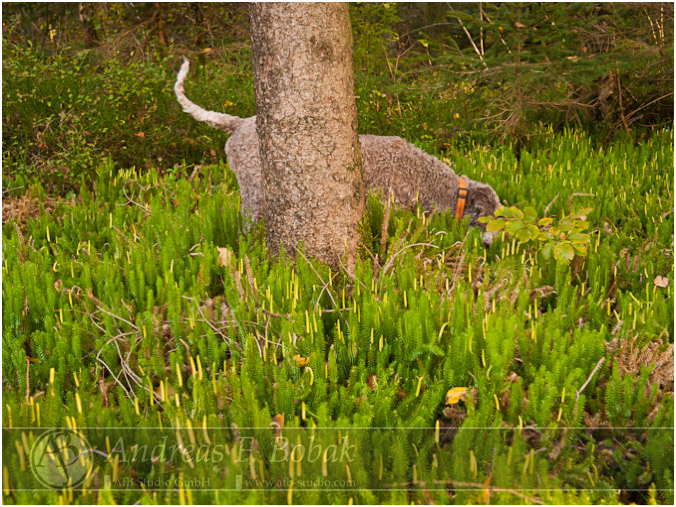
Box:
[29,429,93,489]
[10,425,668,495]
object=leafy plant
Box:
[480,206,593,262]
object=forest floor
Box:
[2,127,673,504]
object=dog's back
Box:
[174,59,501,227]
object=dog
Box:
[174,58,501,239]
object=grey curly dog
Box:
[174,58,501,239]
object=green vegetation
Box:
[1,38,254,192]
[479,206,594,262]
[3,3,672,189]
[2,3,674,505]
[3,130,673,504]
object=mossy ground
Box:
[2,129,673,504]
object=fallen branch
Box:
[295,248,339,311]
[181,295,240,350]
[382,242,439,277]
[544,194,559,216]
[577,357,606,400]
[456,17,487,68]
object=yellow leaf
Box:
[272,413,284,438]
[293,354,310,367]
[445,387,469,405]
[481,474,492,504]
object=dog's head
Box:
[464,178,502,245]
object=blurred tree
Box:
[78,2,99,47]
[2,2,672,148]
[432,2,674,140]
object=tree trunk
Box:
[249,2,365,269]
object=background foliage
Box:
[2,2,674,505]
[2,2,673,190]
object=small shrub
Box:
[480,206,593,262]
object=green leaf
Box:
[527,224,541,238]
[568,232,590,243]
[574,207,593,218]
[512,206,523,219]
[524,206,538,220]
[501,209,513,218]
[572,243,588,255]
[516,229,532,242]
[478,217,492,224]
[542,242,554,259]
[554,242,575,262]
[486,219,505,232]
[538,217,553,227]
[497,206,520,219]
[505,220,526,234]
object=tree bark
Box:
[249,2,365,269]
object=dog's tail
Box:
[174,58,243,135]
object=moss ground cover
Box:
[2,128,673,504]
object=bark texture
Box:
[249,2,365,268]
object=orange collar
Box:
[456,177,468,222]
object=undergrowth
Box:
[2,40,254,193]
[2,130,673,504]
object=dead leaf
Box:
[272,413,284,438]
[100,369,109,408]
[217,246,234,267]
[442,404,466,427]
[529,285,554,301]
[603,220,613,236]
[135,132,145,138]
[654,275,669,288]
[607,337,674,416]
[445,387,469,405]
[3,195,59,225]
[481,475,492,504]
